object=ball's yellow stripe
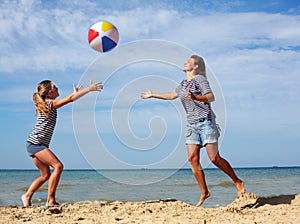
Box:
[102,21,115,32]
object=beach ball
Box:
[88,21,119,53]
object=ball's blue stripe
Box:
[102,36,117,52]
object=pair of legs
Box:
[187,143,245,206]
[22,148,63,207]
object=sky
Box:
[0,0,300,169]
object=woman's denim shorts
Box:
[26,141,47,157]
[185,119,220,146]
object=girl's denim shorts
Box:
[26,141,47,157]
[185,119,220,146]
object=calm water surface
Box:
[1,167,299,208]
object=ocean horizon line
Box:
[1,165,299,171]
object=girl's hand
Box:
[88,80,103,92]
[73,84,83,93]
[141,89,152,99]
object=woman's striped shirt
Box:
[175,75,216,124]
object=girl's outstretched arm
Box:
[52,80,102,109]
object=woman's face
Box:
[183,58,196,72]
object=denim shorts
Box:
[26,141,47,157]
[185,119,220,146]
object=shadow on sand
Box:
[248,194,297,208]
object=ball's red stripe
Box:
[88,29,99,43]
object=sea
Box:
[1,167,299,208]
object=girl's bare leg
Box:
[32,148,64,206]
[22,156,51,207]
[187,144,210,206]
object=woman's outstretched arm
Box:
[141,89,178,100]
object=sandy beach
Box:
[1,192,299,224]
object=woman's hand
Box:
[186,90,214,103]
[141,89,153,99]
[186,90,196,100]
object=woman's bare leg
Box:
[187,144,210,206]
[205,143,245,197]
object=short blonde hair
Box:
[191,55,206,76]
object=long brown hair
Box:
[191,55,206,76]
[33,80,54,117]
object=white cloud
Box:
[1,1,299,119]
[0,0,95,73]
[1,1,299,78]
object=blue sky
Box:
[0,0,299,169]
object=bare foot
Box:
[21,194,31,207]
[196,191,210,207]
[234,180,245,197]
[46,201,60,207]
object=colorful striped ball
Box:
[88,21,119,53]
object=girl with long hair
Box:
[22,80,102,207]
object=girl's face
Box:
[48,84,59,99]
